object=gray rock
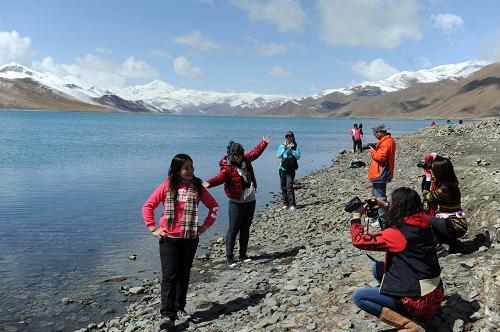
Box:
[128,286,145,295]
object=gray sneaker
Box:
[157,317,175,332]
[177,309,191,320]
[227,257,238,268]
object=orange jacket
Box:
[368,134,396,182]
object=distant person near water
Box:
[277,131,301,210]
[446,119,454,125]
[355,123,363,152]
[368,124,396,225]
[349,124,358,153]
[430,121,438,127]
[142,154,219,331]
[204,136,271,267]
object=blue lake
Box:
[0,110,430,330]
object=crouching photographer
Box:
[348,188,443,331]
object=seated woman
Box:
[350,188,443,331]
[423,156,467,251]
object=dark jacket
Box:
[207,140,268,200]
[350,212,441,297]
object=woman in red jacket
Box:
[350,188,443,331]
[143,154,219,331]
[204,136,271,267]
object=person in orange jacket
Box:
[368,124,396,224]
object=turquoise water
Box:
[0,110,429,330]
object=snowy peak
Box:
[112,80,289,113]
[315,60,490,98]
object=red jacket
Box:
[207,140,268,199]
[142,179,219,237]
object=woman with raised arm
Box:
[204,136,271,267]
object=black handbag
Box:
[281,156,298,170]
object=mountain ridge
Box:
[1,60,498,118]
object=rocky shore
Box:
[77,119,499,332]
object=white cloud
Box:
[268,66,293,77]
[317,0,421,49]
[33,54,159,89]
[0,30,35,65]
[173,31,220,52]
[350,58,399,80]
[431,13,463,33]
[95,47,112,54]
[173,56,203,79]
[231,0,308,33]
[250,39,287,56]
[150,49,172,59]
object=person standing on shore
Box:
[349,124,358,152]
[204,136,271,267]
[368,124,396,224]
[354,124,363,153]
[142,154,219,331]
[349,188,443,331]
[277,131,301,210]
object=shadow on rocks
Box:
[250,245,305,263]
[420,293,480,331]
[442,231,491,256]
[174,290,267,331]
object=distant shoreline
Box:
[0,108,493,120]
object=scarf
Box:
[165,179,199,239]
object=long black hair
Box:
[167,154,202,201]
[385,187,424,228]
[432,155,460,198]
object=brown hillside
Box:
[0,77,114,112]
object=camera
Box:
[416,160,433,170]
[344,196,379,218]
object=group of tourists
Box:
[348,124,467,331]
[142,122,467,331]
[142,131,300,330]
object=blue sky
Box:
[0,0,499,96]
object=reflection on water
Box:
[0,110,429,330]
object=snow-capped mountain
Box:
[314,60,490,97]
[0,63,107,103]
[0,62,289,114]
[111,80,289,114]
[0,60,494,117]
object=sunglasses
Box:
[285,135,293,138]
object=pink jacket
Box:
[142,180,219,237]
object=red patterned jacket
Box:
[207,140,268,200]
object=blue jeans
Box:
[371,182,387,220]
[352,261,404,317]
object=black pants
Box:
[279,169,296,207]
[227,200,256,259]
[430,217,467,244]
[159,237,199,319]
[354,139,362,152]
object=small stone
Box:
[101,308,116,315]
[129,286,145,295]
[110,275,127,282]
[61,297,73,305]
[453,319,464,332]
[460,260,475,268]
